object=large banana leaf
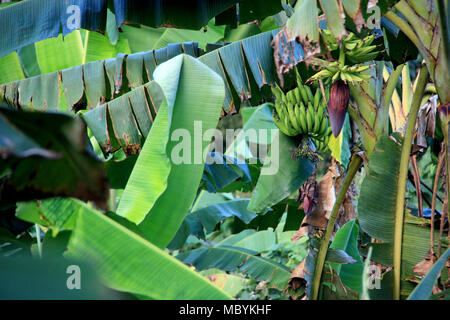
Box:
[357,136,448,298]
[177,244,291,290]
[87,31,285,156]
[66,201,231,300]
[1,29,282,124]
[0,0,283,59]
[169,198,269,249]
[0,27,133,85]
[248,129,315,213]
[115,54,225,249]
[0,41,198,112]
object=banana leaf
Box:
[177,244,291,290]
[358,136,448,298]
[329,220,364,293]
[0,0,283,59]
[248,129,315,213]
[114,54,225,249]
[2,29,283,122]
[66,201,231,300]
[168,198,270,249]
[0,42,199,111]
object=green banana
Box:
[298,84,309,105]
[319,113,328,137]
[286,90,295,105]
[293,104,305,134]
[271,85,283,102]
[312,110,322,136]
[286,103,301,133]
[305,85,314,102]
[294,87,302,104]
[313,89,320,111]
[306,104,314,132]
[298,102,308,133]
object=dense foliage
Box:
[0,0,448,300]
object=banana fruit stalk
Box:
[271,76,332,153]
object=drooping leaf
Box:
[2,42,199,112]
[248,130,315,213]
[116,54,225,249]
[66,202,231,300]
[177,245,291,290]
[329,220,364,293]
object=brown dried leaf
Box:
[291,216,309,242]
[413,249,438,277]
[288,258,307,291]
[304,169,337,229]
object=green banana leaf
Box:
[358,136,448,298]
[217,229,277,253]
[248,129,315,213]
[0,27,132,85]
[0,52,25,84]
[177,244,291,290]
[0,42,199,111]
[1,29,280,121]
[15,198,80,231]
[116,54,225,249]
[66,201,232,300]
[0,0,283,59]
[169,198,271,249]
[329,219,364,293]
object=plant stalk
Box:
[430,144,445,255]
[311,154,363,300]
[393,64,429,300]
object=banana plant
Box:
[384,0,450,104]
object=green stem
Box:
[109,189,116,212]
[393,64,429,300]
[311,154,363,300]
[338,45,345,66]
[441,111,450,256]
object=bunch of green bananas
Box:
[271,80,332,153]
[308,61,372,83]
[321,29,381,64]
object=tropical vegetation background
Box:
[0,0,448,300]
